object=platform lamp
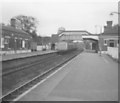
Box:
[110,11,120,26]
[110,12,120,16]
[95,25,103,53]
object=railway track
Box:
[2,53,61,96]
[1,50,82,102]
[1,53,56,76]
[2,53,56,76]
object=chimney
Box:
[11,18,16,28]
[10,18,22,29]
[107,21,113,27]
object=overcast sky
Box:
[0,0,119,36]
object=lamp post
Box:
[110,12,120,16]
[95,25,102,54]
[99,27,102,55]
[110,12,120,26]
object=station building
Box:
[99,21,119,51]
[99,21,119,60]
[0,19,32,54]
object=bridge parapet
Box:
[82,35,99,40]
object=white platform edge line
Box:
[102,56,109,63]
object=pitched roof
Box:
[0,25,31,38]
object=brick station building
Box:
[99,21,119,52]
[0,18,32,54]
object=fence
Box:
[0,50,31,55]
[107,47,118,60]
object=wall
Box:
[2,28,31,51]
[0,50,31,55]
[99,35,118,51]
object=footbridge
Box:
[58,30,99,52]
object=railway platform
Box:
[1,50,56,61]
[17,51,118,101]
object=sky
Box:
[0,0,119,36]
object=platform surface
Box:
[18,52,118,101]
[1,50,56,61]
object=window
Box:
[4,37,10,49]
[109,40,114,47]
[109,42,114,47]
[4,38,9,44]
[22,40,25,48]
[104,40,107,45]
[117,40,119,47]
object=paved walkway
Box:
[18,52,118,101]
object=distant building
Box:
[99,21,119,51]
[51,30,90,44]
[42,36,51,45]
[51,29,99,51]
[51,34,59,43]
[58,30,91,42]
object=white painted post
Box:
[0,38,4,48]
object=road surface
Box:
[18,52,118,101]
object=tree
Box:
[13,15,39,34]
